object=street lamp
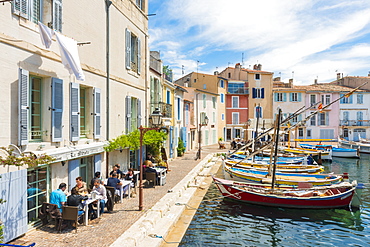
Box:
[138,108,163,211]
[196,115,209,160]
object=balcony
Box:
[227,87,249,94]
[340,120,370,127]
[150,102,172,118]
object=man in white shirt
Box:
[92,179,107,214]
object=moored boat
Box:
[213,176,358,209]
[299,143,359,158]
[339,138,370,154]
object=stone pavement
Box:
[10,144,224,247]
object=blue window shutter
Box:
[126,96,132,133]
[182,127,187,148]
[68,159,80,191]
[298,114,302,121]
[70,82,80,141]
[137,37,141,74]
[51,77,63,142]
[252,88,256,98]
[289,93,293,102]
[274,93,277,102]
[326,112,329,126]
[18,68,29,146]
[137,98,142,128]
[94,87,101,139]
[349,95,353,104]
[0,169,28,243]
[94,154,102,174]
[283,93,287,102]
[125,28,131,69]
[340,94,344,103]
[261,88,265,98]
[298,93,302,102]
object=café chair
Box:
[58,206,79,233]
[38,202,62,228]
[145,172,157,187]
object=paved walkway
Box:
[10,144,224,247]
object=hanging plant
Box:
[0,147,55,168]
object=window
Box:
[343,128,349,138]
[307,129,312,138]
[80,88,87,138]
[232,112,239,124]
[13,0,41,23]
[232,96,239,108]
[228,73,231,78]
[275,92,285,102]
[357,111,363,126]
[357,94,363,104]
[221,114,224,121]
[340,94,353,104]
[325,95,331,105]
[203,94,206,108]
[298,128,304,138]
[252,88,264,98]
[125,96,142,133]
[292,115,298,123]
[343,111,349,121]
[226,128,232,140]
[200,112,207,125]
[255,106,262,118]
[234,129,241,138]
[212,97,216,109]
[290,92,300,102]
[310,113,316,126]
[177,97,181,121]
[194,79,197,83]
[220,93,224,103]
[310,94,316,105]
[255,74,261,80]
[213,112,216,123]
[220,79,224,88]
[136,0,145,11]
[30,76,43,141]
[319,112,328,126]
[185,104,189,125]
[166,90,170,104]
[203,84,207,89]
[126,29,141,74]
[131,97,138,130]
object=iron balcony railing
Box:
[150,102,172,118]
[340,120,370,127]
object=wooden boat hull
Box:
[213,177,356,209]
[300,143,359,158]
[339,138,370,154]
[225,160,324,174]
[224,165,342,186]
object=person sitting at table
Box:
[67,187,88,216]
[147,153,155,163]
[50,183,67,212]
[110,164,123,179]
[145,162,160,184]
[124,168,137,196]
[92,179,107,215]
[73,176,89,196]
[106,172,122,195]
[90,171,102,189]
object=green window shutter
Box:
[283,93,287,102]
[20,0,29,19]
[51,77,63,142]
[93,87,101,139]
[137,98,142,128]
[12,0,21,15]
[70,82,80,141]
[18,68,29,146]
[126,96,132,133]
[125,28,131,70]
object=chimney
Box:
[214,71,219,75]
[314,79,318,84]
[337,73,341,80]
[288,79,293,87]
[184,77,189,87]
[273,77,281,81]
[253,64,257,70]
[257,64,262,71]
[235,63,241,69]
[368,71,370,77]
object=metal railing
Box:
[150,102,172,118]
[340,120,370,126]
[227,87,249,94]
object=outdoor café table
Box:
[83,195,102,226]
[117,180,132,203]
[153,167,167,186]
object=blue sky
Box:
[148,0,370,85]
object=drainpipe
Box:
[105,0,112,178]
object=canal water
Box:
[180,154,370,247]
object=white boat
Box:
[339,138,370,154]
[300,144,359,158]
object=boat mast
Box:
[271,108,282,191]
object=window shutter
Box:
[126,96,131,133]
[137,37,141,74]
[261,88,265,98]
[51,78,63,142]
[94,154,102,173]
[340,94,344,103]
[70,82,80,141]
[289,93,292,102]
[18,68,29,146]
[20,0,28,19]
[298,93,302,102]
[12,0,20,15]
[326,112,329,126]
[274,93,277,102]
[137,98,142,128]
[94,88,101,139]
[53,0,63,32]
[125,28,131,69]
[252,88,256,98]
[283,93,287,102]
[68,159,80,191]
[349,95,353,104]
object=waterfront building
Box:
[0,0,148,241]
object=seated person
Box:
[124,168,137,188]
[110,164,123,179]
[73,176,89,196]
[147,153,155,163]
[145,162,159,184]
[67,187,88,216]
[90,171,102,189]
[106,172,122,195]
[50,183,67,212]
[92,179,107,215]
